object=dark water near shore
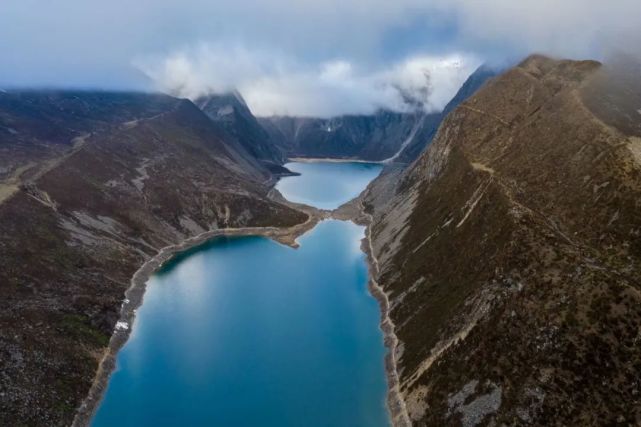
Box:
[92,162,389,427]
[276,161,383,210]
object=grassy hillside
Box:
[0,93,306,426]
[366,55,641,425]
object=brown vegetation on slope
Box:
[0,97,306,426]
[366,55,641,426]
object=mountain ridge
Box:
[0,90,307,426]
[195,91,287,170]
[362,54,641,425]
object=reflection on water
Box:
[93,162,389,427]
[276,161,382,210]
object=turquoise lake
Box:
[92,162,389,427]
[276,161,383,210]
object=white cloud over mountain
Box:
[1,0,640,116]
[136,44,479,117]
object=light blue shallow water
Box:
[276,161,383,210]
[92,162,389,427]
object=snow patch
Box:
[115,321,129,331]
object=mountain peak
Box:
[194,92,284,164]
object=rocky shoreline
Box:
[335,191,412,427]
[72,197,325,427]
[72,186,409,427]
[359,208,412,427]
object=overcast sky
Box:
[1,0,639,117]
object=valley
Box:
[88,162,389,427]
[1,53,641,427]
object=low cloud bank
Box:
[2,0,640,116]
[136,45,479,117]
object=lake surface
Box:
[276,161,383,210]
[92,162,389,427]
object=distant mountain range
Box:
[259,65,496,163]
[260,110,422,161]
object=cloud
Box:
[136,44,479,117]
[1,0,640,115]
[428,0,641,60]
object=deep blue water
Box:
[92,162,389,427]
[276,161,383,210]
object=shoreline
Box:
[287,156,385,165]
[72,181,409,427]
[359,205,412,427]
[72,205,325,427]
[334,191,411,427]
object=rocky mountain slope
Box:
[260,110,422,161]
[0,92,306,426]
[364,55,641,426]
[393,65,497,163]
[0,91,178,197]
[195,91,289,173]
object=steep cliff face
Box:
[365,55,641,425]
[260,110,422,162]
[0,93,306,426]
